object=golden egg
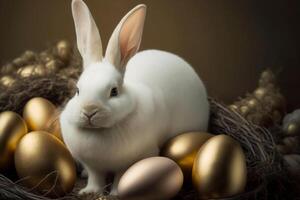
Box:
[0,111,27,171]
[254,87,268,99]
[0,76,15,87]
[46,60,59,72]
[17,65,35,77]
[21,50,35,62]
[56,40,71,62]
[14,131,76,197]
[40,51,53,63]
[285,123,300,136]
[259,70,275,86]
[118,157,183,200]
[18,64,47,77]
[161,132,213,179]
[192,134,247,199]
[239,105,250,115]
[247,98,259,108]
[34,64,47,76]
[228,104,238,111]
[13,57,25,67]
[23,97,56,131]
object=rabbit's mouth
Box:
[77,109,113,129]
[79,124,108,131]
[78,116,114,129]
[79,123,110,130]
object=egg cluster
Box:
[229,69,285,127]
[0,97,76,197]
[117,132,247,200]
[0,40,81,89]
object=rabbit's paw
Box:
[110,188,118,196]
[79,184,103,195]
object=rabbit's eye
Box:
[110,87,118,97]
[76,87,79,95]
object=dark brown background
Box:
[0,0,299,110]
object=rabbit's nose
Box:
[82,104,99,118]
[83,110,98,119]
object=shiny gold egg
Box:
[228,104,238,111]
[118,157,183,200]
[259,70,275,87]
[45,60,62,72]
[192,134,247,199]
[0,76,15,87]
[34,64,47,76]
[56,40,72,62]
[285,123,300,136]
[40,51,53,63]
[14,131,76,197]
[13,57,25,67]
[23,97,56,131]
[18,64,47,77]
[254,87,268,99]
[239,105,250,115]
[21,50,35,62]
[247,98,258,108]
[17,65,35,77]
[0,111,27,171]
[161,132,213,179]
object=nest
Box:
[0,41,291,200]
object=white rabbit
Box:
[60,0,209,195]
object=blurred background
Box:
[0,0,299,110]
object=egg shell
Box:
[192,134,247,199]
[161,132,213,179]
[0,76,15,87]
[247,98,258,108]
[285,123,300,136]
[0,111,27,171]
[17,65,35,77]
[34,64,48,76]
[118,156,183,200]
[23,97,56,131]
[56,40,72,62]
[14,131,76,197]
[254,87,268,99]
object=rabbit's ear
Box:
[72,0,103,67]
[105,4,146,73]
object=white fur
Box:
[60,0,209,195]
